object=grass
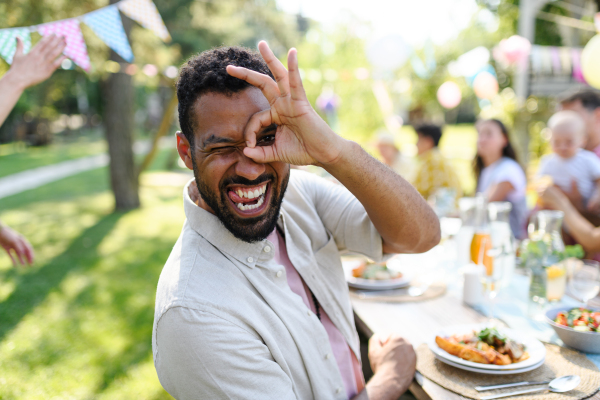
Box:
[0,151,188,399]
[0,134,107,178]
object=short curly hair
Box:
[176,46,274,147]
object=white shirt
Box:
[478,157,527,204]
[152,170,387,400]
[538,149,600,202]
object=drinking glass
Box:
[569,260,600,305]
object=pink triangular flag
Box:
[38,19,91,71]
[595,13,600,33]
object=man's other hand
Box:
[365,333,416,400]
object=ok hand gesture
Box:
[226,41,346,167]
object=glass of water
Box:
[569,260,600,305]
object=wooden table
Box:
[352,288,600,400]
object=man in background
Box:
[411,124,462,202]
[0,34,66,266]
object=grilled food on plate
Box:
[435,328,529,365]
[352,261,402,280]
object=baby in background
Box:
[537,110,600,212]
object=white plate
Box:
[342,258,412,291]
[434,354,545,375]
[428,324,546,371]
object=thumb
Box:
[13,37,24,59]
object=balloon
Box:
[582,34,600,89]
[437,81,462,109]
[473,71,499,99]
[496,35,531,66]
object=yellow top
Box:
[412,148,462,201]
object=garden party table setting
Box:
[345,196,600,400]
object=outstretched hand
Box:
[9,34,66,90]
[0,224,34,266]
[226,41,346,167]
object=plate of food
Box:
[432,353,545,375]
[342,258,411,290]
[428,325,546,372]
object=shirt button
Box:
[247,257,254,263]
[276,270,283,278]
[307,310,311,316]
[336,387,342,394]
[324,353,331,360]
[264,245,271,253]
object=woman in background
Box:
[474,119,528,239]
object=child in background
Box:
[538,110,600,212]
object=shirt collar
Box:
[183,179,272,268]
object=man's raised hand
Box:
[226,41,346,166]
[10,34,66,90]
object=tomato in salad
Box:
[554,307,600,332]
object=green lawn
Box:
[0,134,107,178]
[0,151,189,399]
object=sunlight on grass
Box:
[0,167,183,399]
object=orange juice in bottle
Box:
[470,194,494,277]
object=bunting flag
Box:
[118,0,170,42]
[38,20,91,71]
[595,13,600,32]
[83,5,133,62]
[0,28,31,64]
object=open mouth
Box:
[226,181,271,216]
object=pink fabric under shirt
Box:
[267,229,364,399]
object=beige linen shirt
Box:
[152,169,386,400]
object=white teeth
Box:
[237,202,244,210]
[247,190,255,199]
[237,189,243,198]
[253,189,260,198]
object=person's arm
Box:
[587,179,600,214]
[486,181,514,202]
[227,42,440,254]
[540,186,600,253]
[0,220,34,266]
[0,35,66,127]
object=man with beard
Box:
[153,42,440,400]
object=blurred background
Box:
[0,0,599,398]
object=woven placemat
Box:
[416,343,600,399]
[349,282,446,303]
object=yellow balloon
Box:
[582,34,600,89]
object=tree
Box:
[102,0,139,210]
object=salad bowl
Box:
[546,306,600,353]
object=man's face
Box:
[416,134,434,156]
[182,87,290,243]
[560,100,595,145]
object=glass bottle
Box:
[470,194,493,276]
[488,202,515,288]
[524,210,566,310]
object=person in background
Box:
[0,34,66,266]
[560,90,600,158]
[474,119,528,239]
[375,131,413,178]
[539,185,600,254]
[411,124,462,202]
[537,111,600,213]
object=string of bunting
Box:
[0,0,170,72]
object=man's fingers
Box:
[14,242,26,266]
[31,34,53,56]
[257,41,290,97]
[23,240,35,265]
[287,48,307,101]
[243,145,277,164]
[5,249,17,267]
[243,109,273,148]
[226,65,280,103]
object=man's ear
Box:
[176,131,194,170]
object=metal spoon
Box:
[480,375,581,400]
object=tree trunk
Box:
[102,1,140,210]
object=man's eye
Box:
[257,134,275,146]
[210,146,237,155]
